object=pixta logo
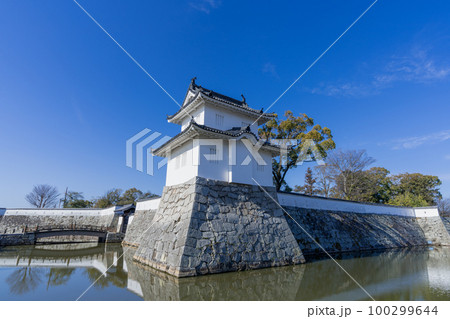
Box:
[126,129,171,175]
[126,128,326,176]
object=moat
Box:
[0,243,448,301]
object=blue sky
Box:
[1,0,449,207]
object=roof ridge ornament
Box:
[241,94,247,105]
[190,77,197,88]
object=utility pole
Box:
[59,187,68,208]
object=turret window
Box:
[215,114,224,127]
[210,146,218,164]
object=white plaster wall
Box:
[2,206,116,217]
[202,103,259,134]
[116,216,123,232]
[181,105,205,130]
[229,141,253,185]
[182,90,196,106]
[197,141,230,183]
[228,141,273,186]
[278,193,418,217]
[251,148,273,186]
[414,207,440,217]
[135,198,161,211]
[190,139,274,186]
[165,140,199,186]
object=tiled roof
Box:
[167,78,276,120]
[152,120,279,156]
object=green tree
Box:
[94,188,123,208]
[390,173,442,205]
[326,150,375,200]
[118,188,158,205]
[259,111,335,191]
[63,191,92,208]
[294,167,318,195]
[355,167,392,203]
[388,192,428,207]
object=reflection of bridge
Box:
[0,244,123,276]
[24,226,113,243]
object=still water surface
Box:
[0,243,449,301]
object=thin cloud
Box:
[189,0,221,14]
[262,62,279,79]
[310,82,376,97]
[391,130,450,150]
[439,173,450,181]
[310,47,450,97]
[377,48,450,84]
[445,155,450,160]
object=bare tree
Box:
[25,185,60,208]
[437,198,450,217]
[314,165,333,197]
[325,150,375,200]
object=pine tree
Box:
[294,168,317,195]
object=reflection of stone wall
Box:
[133,177,304,277]
[297,249,430,301]
[283,207,433,255]
[125,246,450,300]
[124,247,305,300]
[36,235,99,244]
[122,210,157,247]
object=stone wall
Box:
[416,217,450,245]
[122,209,157,247]
[0,207,125,246]
[0,209,118,234]
[133,177,304,277]
[442,217,450,234]
[0,234,35,246]
[282,206,450,256]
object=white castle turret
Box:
[130,79,305,277]
[153,77,278,187]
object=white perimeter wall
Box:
[0,206,116,217]
[135,198,161,211]
[277,192,439,218]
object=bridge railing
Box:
[23,225,115,234]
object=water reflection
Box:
[0,243,448,301]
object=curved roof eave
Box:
[167,92,276,125]
[152,122,279,157]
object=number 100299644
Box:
[368,306,438,316]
